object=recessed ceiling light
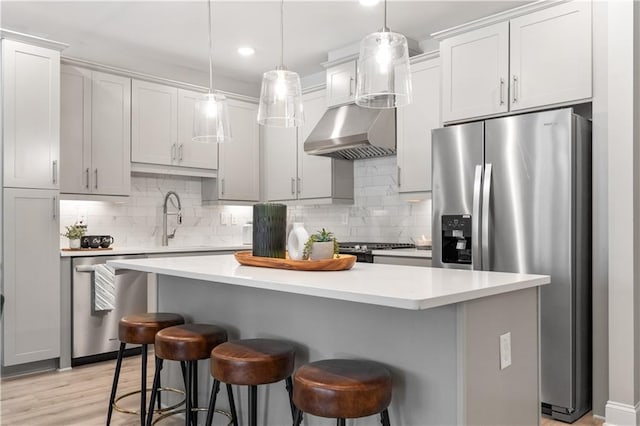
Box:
[238,47,255,57]
[359,0,380,6]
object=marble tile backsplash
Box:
[59,156,431,248]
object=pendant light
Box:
[257,0,304,127]
[355,0,412,108]
[193,0,231,142]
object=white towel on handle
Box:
[93,264,116,311]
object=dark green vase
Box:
[253,203,287,258]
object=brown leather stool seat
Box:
[146,324,235,426]
[107,312,185,426]
[293,359,392,425]
[119,312,185,345]
[206,338,296,426]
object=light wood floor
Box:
[0,354,604,425]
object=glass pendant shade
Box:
[356,30,412,108]
[193,92,232,142]
[257,67,304,127]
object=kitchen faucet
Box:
[162,191,182,246]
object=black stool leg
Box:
[293,407,303,426]
[381,409,391,426]
[337,419,346,426]
[184,361,192,426]
[107,342,126,426]
[146,357,164,426]
[141,344,149,426]
[157,364,162,411]
[191,361,198,426]
[205,379,220,426]
[248,385,258,426]
[226,384,238,426]
[285,376,295,420]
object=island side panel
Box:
[158,275,459,426]
[458,286,539,426]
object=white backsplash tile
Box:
[60,157,431,248]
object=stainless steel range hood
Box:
[304,104,396,160]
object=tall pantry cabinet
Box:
[1,38,62,366]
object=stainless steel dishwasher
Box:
[72,255,147,365]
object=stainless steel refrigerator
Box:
[432,108,591,423]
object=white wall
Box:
[59,156,431,248]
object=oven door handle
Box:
[76,265,97,273]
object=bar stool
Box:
[293,359,393,426]
[206,338,296,426]
[147,323,235,426]
[107,312,185,425]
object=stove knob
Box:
[354,245,360,250]
[362,244,368,251]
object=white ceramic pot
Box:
[69,238,81,249]
[309,241,335,260]
[287,222,309,260]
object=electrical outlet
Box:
[341,213,349,225]
[500,332,512,370]
[220,212,229,225]
[231,214,238,225]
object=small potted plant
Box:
[303,228,339,260]
[62,224,86,249]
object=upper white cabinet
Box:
[3,188,60,366]
[2,39,60,189]
[61,66,131,196]
[262,89,353,203]
[440,1,592,122]
[397,56,441,194]
[177,89,218,169]
[216,99,260,202]
[326,60,357,107]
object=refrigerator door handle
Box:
[472,165,483,270]
[481,163,492,270]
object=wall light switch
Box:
[220,212,229,225]
[231,214,238,225]
[500,332,512,370]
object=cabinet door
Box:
[397,58,441,193]
[298,90,334,199]
[3,188,60,366]
[2,40,60,189]
[60,65,91,194]
[218,100,259,201]
[326,61,357,107]
[177,89,218,170]
[131,80,177,165]
[263,126,297,201]
[510,1,592,111]
[441,22,509,122]
[91,72,131,196]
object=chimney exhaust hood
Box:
[304,104,396,160]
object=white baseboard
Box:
[605,400,640,426]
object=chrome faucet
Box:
[162,191,182,246]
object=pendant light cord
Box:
[207,0,214,93]
[280,0,284,67]
[383,0,389,32]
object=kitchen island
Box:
[109,255,549,426]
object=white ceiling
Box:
[1,1,529,95]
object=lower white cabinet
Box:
[397,56,441,194]
[2,188,60,366]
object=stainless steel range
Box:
[338,242,415,263]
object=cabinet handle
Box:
[85,168,90,189]
[349,77,354,96]
[499,78,505,105]
[221,178,225,196]
[397,166,401,187]
[291,177,296,195]
[52,196,57,220]
[94,169,98,189]
[171,144,177,160]
[297,177,301,195]
[52,160,58,184]
[512,75,518,103]
[179,144,184,161]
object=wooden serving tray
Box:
[234,251,356,271]
[61,247,114,251]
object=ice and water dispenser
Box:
[441,215,472,264]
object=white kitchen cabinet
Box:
[397,56,441,194]
[262,89,353,203]
[326,60,357,107]
[2,39,60,189]
[61,66,131,196]
[131,79,177,166]
[440,1,592,123]
[3,188,60,366]
[177,89,218,169]
[509,1,591,111]
[217,99,260,202]
[441,22,509,122]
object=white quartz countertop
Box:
[108,254,549,311]
[60,245,249,257]
[372,248,432,258]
